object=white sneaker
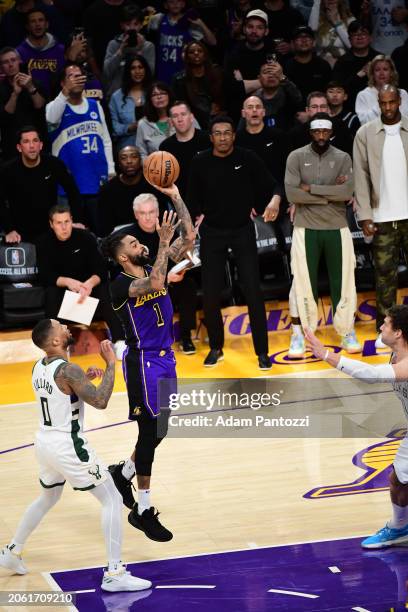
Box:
[341,330,362,354]
[0,546,27,575]
[288,333,306,358]
[375,334,387,349]
[101,568,152,592]
[114,340,127,361]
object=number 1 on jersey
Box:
[153,302,164,327]
[41,397,52,426]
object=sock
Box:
[388,503,408,529]
[8,543,22,555]
[292,324,303,337]
[138,489,151,515]
[121,458,135,480]
[108,560,123,574]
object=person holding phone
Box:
[103,4,155,100]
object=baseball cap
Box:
[245,9,268,26]
[292,25,315,40]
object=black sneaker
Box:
[203,349,224,367]
[108,462,135,509]
[128,504,173,542]
[180,338,196,354]
[258,354,272,370]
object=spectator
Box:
[46,63,114,233]
[83,0,127,71]
[0,126,83,244]
[369,0,408,56]
[0,46,46,160]
[309,0,355,67]
[103,4,155,101]
[284,112,359,357]
[97,145,166,237]
[16,8,65,98]
[64,30,104,102]
[0,0,67,48]
[187,115,281,369]
[326,81,360,136]
[392,24,408,92]
[148,0,216,84]
[253,61,303,130]
[332,21,379,110]
[224,9,273,120]
[257,0,305,56]
[135,81,176,162]
[172,41,225,129]
[289,90,353,153]
[160,101,211,199]
[355,54,408,124]
[222,0,254,50]
[236,95,288,183]
[36,202,125,358]
[123,192,198,354]
[353,84,408,348]
[109,55,152,150]
[284,25,332,104]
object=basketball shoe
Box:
[341,330,362,354]
[101,565,152,592]
[108,462,135,509]
[128,504,173,542]
[0,545,27,575]
[361,523,408,548]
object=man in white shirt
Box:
[353,84,408,347]
[46,64,115,233]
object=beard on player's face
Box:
[129,252,153,266]
[63,335,76,349]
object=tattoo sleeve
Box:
[168,236,195,263]
[128,240,170,297]
[56,362,115,409]
[171,193,194,241]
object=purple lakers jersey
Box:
[110,269,174,350]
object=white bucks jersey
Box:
[32,358,84,433]
[393,379,408,421]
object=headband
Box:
[310,119,332,130]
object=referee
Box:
[187,115,281,369]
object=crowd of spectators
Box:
[0,0,407,365]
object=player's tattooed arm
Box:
[167,236,193,263]
[55,362,115,409]
[154,184,195,243]
[128,211,180,297]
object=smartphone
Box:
[266,53,277,63]
[74,27,85,37]
[127,30,138,47]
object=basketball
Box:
[143,151,180,188]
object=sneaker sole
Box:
[128,514,173,542]
[101,581,152,592]
[287,352,306,359]
[258,365,272,370]
[180,348,196,355]
[203,355,224,367]
[361,535,408,549]
[0,559,27,575]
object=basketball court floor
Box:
[1,293,408,611]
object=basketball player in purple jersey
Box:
[102,184,195,542]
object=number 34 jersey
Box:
[110,269,174,351]
[32,358,84,433]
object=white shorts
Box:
[394,434,408,484]
[35,430,108,491]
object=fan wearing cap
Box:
[284,111,361,357]
[224,9,273,121]
[284,25,332,103]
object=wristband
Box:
[323,349,329,361]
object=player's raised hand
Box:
[85,366,104,380]
[156,210,181,243]
[153,182,180,200]
[100,339,116,365]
